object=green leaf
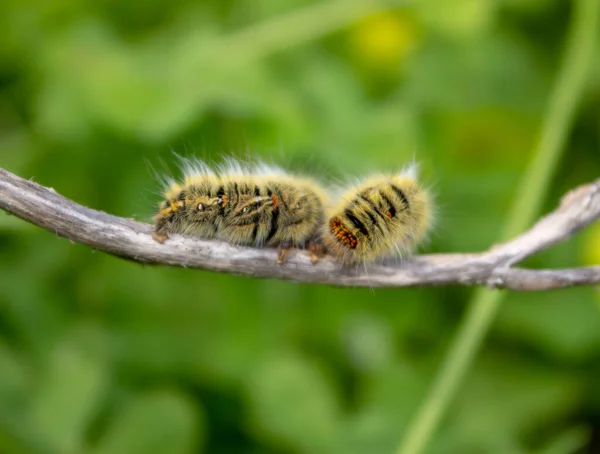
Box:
[0,342,50,454]
[535,426,590,454]
[432,353,583,453]
[332,363,426,454]
[0,341,27,405]
[497,287,600,360]
[245,352,341,452]
[31,345,108,453]
[92,390,202,454]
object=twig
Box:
[0,168,598,290]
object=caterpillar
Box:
[152,158,328,264]
[323,165,432,264]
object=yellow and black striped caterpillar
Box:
[152,158,327,263]
[323,165,432,264]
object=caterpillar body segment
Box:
[217,173,327,263]
[323,168,432,264]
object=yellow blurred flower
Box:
[581,222,600,266]
[349,11,420,69]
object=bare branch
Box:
[1,168,599,290]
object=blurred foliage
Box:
[1,0,600,453]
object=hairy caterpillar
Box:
[152,158,327,263]
[323,165,432,264]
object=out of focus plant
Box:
[0,0,599,453]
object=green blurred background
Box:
[1,0,600,453]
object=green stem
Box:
[178,0,406,105]
[181,0,404,73]
[215,0,403,64]
[397,0,599,453]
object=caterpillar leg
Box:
[152,222,170,244]
[308,239,326,264]
[152,207,173,244]
[277,240,293,265]
[152,231,169,244]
